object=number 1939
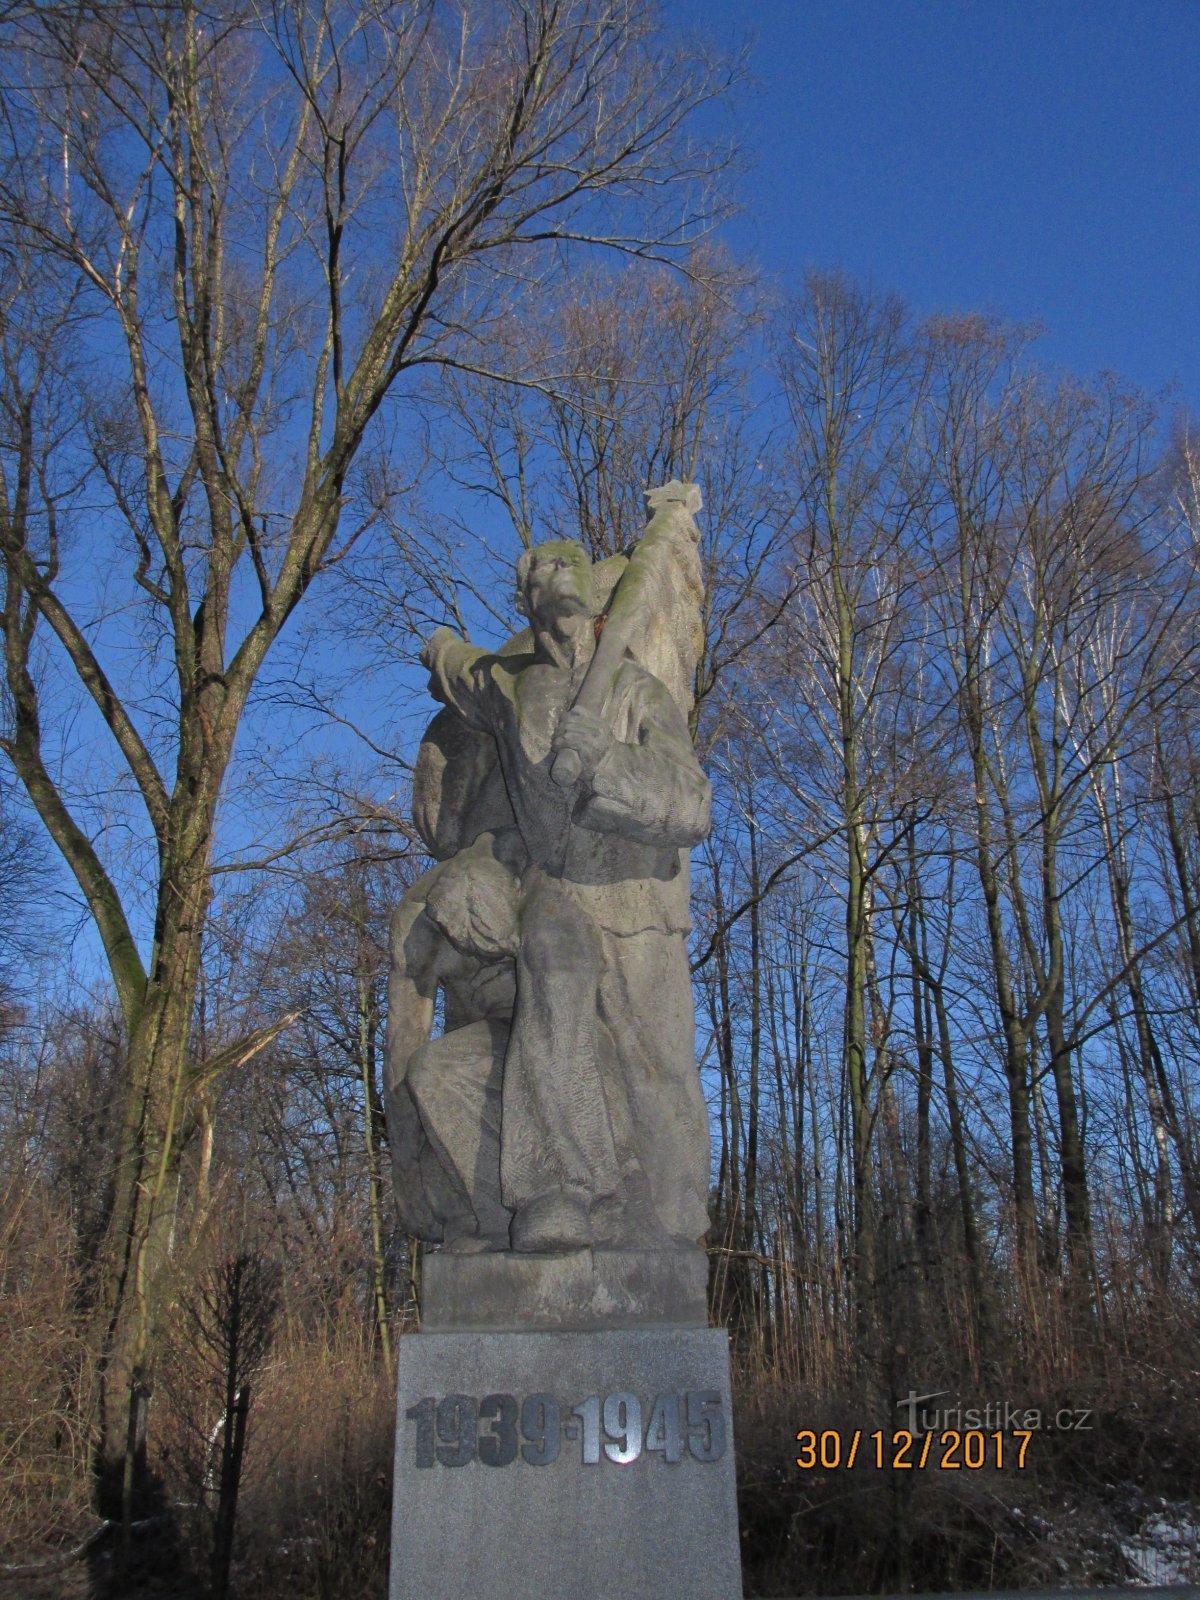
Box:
[405,1390,725,1469]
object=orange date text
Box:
[794,1428,1033,1471]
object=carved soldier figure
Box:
[385,485,711,1256]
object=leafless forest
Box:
[2,4,1199,1596]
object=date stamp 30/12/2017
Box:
[795,1428,1033,1472]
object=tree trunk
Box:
[360,976,393,1368]
[99,844,213,1518]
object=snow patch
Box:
[1120,1506,1200,1587]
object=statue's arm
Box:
[572,673,711,848]
[421,627,494,732]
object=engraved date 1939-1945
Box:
[405,1390,725,1470]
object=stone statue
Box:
[385,482,712,1262]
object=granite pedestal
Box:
[389,1250,743,1599]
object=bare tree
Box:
[769,272,932,1351]
[0,0,733,1536]
[379,248,776,726]
[0,771,47,1008]
[926,340,1172,1305]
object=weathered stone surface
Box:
[385,482,714,1264]
[386,486,741,1597]
[389,1326,742,1600]
[421,1245,709,1332]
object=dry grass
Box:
[731,1267,1200,1597]
[3,1179,1199,1598]
[0,1179,96,1564]
[229,1317,395,1599]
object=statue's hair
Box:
[515,537,588,581]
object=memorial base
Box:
[420,1245,709,1332]
[389,1325,743,1599]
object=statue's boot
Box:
[510,1186,592,1252]
[590,1168,675,1251]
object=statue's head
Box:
[515,540,593,630]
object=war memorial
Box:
[383,482,743,1597]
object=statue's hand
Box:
[554,706,611,786]
[420,624,458,673]
[420,625,463,702]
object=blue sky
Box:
[12,0,1198,995]
[674,0,1199,416]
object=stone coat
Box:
[422,635,712,1243]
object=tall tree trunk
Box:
[745,802,765,1326]
[1021,649,1094,1303]
[359,975,392,1368]
[963,705,1039,1281]
[102,866,211,1543]
[905,822,934,1275]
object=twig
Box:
[0,1514,167,1577]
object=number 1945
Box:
[405,1390,725,1469]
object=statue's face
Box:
[518,541,592,628]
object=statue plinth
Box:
[390,1321,743,1600]
[421,1245,709,1333]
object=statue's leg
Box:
[501,874,620,1251]
[595,928,711,1247]
[407,1018,511,1249]
[386,859,514,1248]
[384,877,445,1241]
